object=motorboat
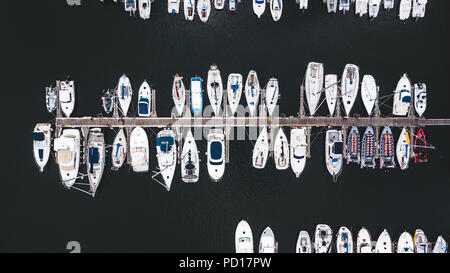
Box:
[184,0,195,21]
[360,126,376,169]
[324,74,338,116]
[325,130,344,181]
[181,130,199,183]
[393,74,411,116]
[396,127,411,170]
[341,64,360,116]
[207,64,223,116]
[207,128,225,182]
[172,74,186,116]
[336,227,353,253]
[339,0,350,13]
[33,123,51,172]
[252,127,269,169]
[54,129,80,189]
[111,128,127,171]
[45,86,57,113]
[59,80,75,117]
[138,80,152,117]
[296,231,312,253]
[265,77,279,117]
[326,0,338,13]
[432,236,448,253]
[130,126,149,173]
[253,0,266,18]
[356,227,373,253]
[397,231,414,253]
[290,128,307,178]
[235,220,254,253]
[227,73,243,116]
[139,0,151,19]
[355,0,368,17]
[414,229,429,253]
[412,0,427,19]
[87,128,105,197]
[259,227,277,253]
[191,77,203,115]
[274,127,290,170]
[214,0,225,9]
[269,0,283,21]
[314,224,333,253]
[245,70,260,117]
[305,62,324,116]
[298,0,308,10]
[368,0,381,18]
[413,129,427,163]
[156,129,177,191]
[197,0,211,23]
[380,126,396,168]
[124,0,137,15]
[229,0,238,11]
[383,0,394,10]
[168,0,180,14]
[102,89,114,115]
[346,126,360,164]
[414,83,426,117]
[375,229,392,253]
[361,75,377,116]
[399,0,412,20]
[117,74,133,116]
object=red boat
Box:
[414,129,428,163]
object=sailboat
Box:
[314,224,333,253]
[111,128,127,171]
[45,86,57,113]
[227,73,243,116]
[412,0,427,19]
[130,126,149,173]
[336,227,354,253]
[325,130,344,181]
[399,0,412,20]
[356,227,373,253]
[269,0,283,21]
[54,129,80,189]
[33,123,51,172]
[102,89,114,115]
[274,127,290,170]
[235,220,254,253]
[341,64,360,116]
[397,231,414,253]
[197,0,211,23]
[184,0,195,21]
[346,126,360,164]
[296,231,312,253]
[172,74,186,116]
[156,129,177,190]
[168,0,181,14]
[265,78,279,117]
[327,0,338,13]
[360,126,376,169]
[214,0,225,9]
[361,75,377,116]
[87,128,105,197]
[305,62,324,116]
[375,229,392,253]
[138,80,152,117]
[191,77,203,115]
[396,127,411,170]
[290,128,307,178]
[259,227,277,253]
[368,0,381,18]
[413,129,427,163]
[181,130,200,183]
[393,74,411,116]
[298,0,308,10]
[252,127,269,169]
[432,236,448,253]
[139,0,151,19]
[380,126,396,168]
[207,128,225,182]
[414,83,427,117]
[117,74,133,116]
[253,0,266,18]
[124,0,137,15]
[413,229,429,253]
[245,70,260,117]
[324,74,338,116]
[207,64,223,116]
[59,80,75,117]
[355,0,368,17]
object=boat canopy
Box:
[210,141,222,160]
[89,147,99,164]
[402,96,411,103]
[33,132,45,141]
[157,137,174,152]
[255,0,265,4]
[294,154,305,160]
[333,142,344,154]
[138,98,149,115]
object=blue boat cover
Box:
[402,96,411,103]
[157,137,174,153]
[138,98,149,115]
[255,0,264,3]
[33,132,44,141]
[333,142,343,154]
[38,149,44,160]
[210,141,222,160]
[294,155,305,160]
[332,158,339,163]
[89,147,99,164]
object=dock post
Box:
[113,88,119,118]
[306,126,311,158]
[223,88,228,118]
[375,126,380,159]
[342,126,347,160]
[409,127,415,160]
[335,86,341,119]
[151,89,157,118]
[299,84,305,117]
[126,127,132,165]
[185,89,192,118]
[81,127,89,165]
[225,126,231,163]
[374,86,381,118]
[56,80,62,118]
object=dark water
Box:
[2,0,450,252]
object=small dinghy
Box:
[383,0,394,10]
[341,64,360,116]
[414,83,427,117]
[184,0,195,21]
[59,80,75,117]
[229,0,238,11]
[361,75,377,116]
[111,128,127,171]
[305,62,324,116]
[396,127,411,170]
[214,0,225,9]
[361,126,376,169]
[325,130,344,181]
[54,129,80,189]
[172,74,186,116]
[290,128,307,178]
[357,227,373,253]
[252,127,269,169]
[45,86,57,113]
[102,89,114,115]
[432,236,448,253]
[139,0,151,19]
[346,126,360,164]
[336,227,353,253]
[207,128,225,182]
[380,126,396,168]
[245,70,261,117]
[339,0,351,13]
[235,220,254,253]
[259,227,277,253]
[314,224,333,253]
[296,231,312,253]
[253,0,266,18]
[87,128,105,197]
[413,129,427,163]
[117,74,133,116]
[168,0,180,14]
[324,74,338,116]
[181,130,199,183]
[191,77,203,115]
[399,0,412,20]
[298,0,308,10]
[33,123,51,172]
[274,127,290,170]
[197,0,211,23]
[227,73,243,116]
[269,0,283,21]
[207,64,223,116]
[265,78,279,117]
[393,74,411,116]
[156,129,177,191]
[397,231,414,253]
[355,0,368,17]
[130,126,149,173]
[327,0,338,13]
[412,0,427,19]
[375,229,392,253]
[368,0,381,18]
[414,229,429,253]
[124,0,137,15]
[138,80,152,117]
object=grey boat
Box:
[360,126,376,169]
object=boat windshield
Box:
[33,132,45,141]
[255,0,265,4]
[239,237,251,243]
[402,96,411,103]
[157,137,174,153]
[210,141,222,160]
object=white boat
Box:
[172,74,186,116]
[412,0,427,18]
[393,74,411,116]
[265,78,279,117]
[45,86,57,113]
[290,128,307,178]
[396,127,411,170]
[356,227,373,253]
[181,130,199,183]
[399,0,412,20]
[305,62,324,116]
[361,126,376,168]
[296,231,312,253]
[341,64,360,116]
[111,128,127,170]
[414,83,426,117]
[139,0,151,19]
[214,0,225,9]
[87,128,105,197]
[130,126,149,173]
[314,224,333,253]
[235,220,254,253]
[383,0,394,10]
[207,64,223,116]
[138,80,152,117]
[102,89,114,114]
[259,227,277,253]
[207,128,225,182]
[361,75,377,116]
[339,0,351,13]
[324,74,338,116]
[156,129,177,191]
[59,80,75,117]
[252,127,269,169]
[397,231,414,253]
[191,77,203,115]
[274,127,289,170]
[229,0,238,11]
[197,0,211,23]
[168,0,180,14]
[227,73,243,116]
[432,236,448,253]
[355,0,368,17]
[54,129,80,189]
[327,0,338,13]
[184,0,195,21]
[245,70,260,117]
[414,229,429,253]
[117,74,133,116]
[336,226,354,253]
[124,0,137,15]
[368,0,381,18]
[33,123,51,172]
[375,229,392,253]
[298,0,308,10]
[253,0,266,18]
[325,130,344,181]
[269,0,283,21]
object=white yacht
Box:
[274,127,289,170]
[124,0,137,15]
[54,129,80,189]
[290,128,307,178]
[253,0,266,18]
[396,127,411,170]
[181,130,199,183]
[325,130,344,181]
[59,80,75,117]
[399,0,412,20]
[117,74,133,116]
[324,74,338,116]
[356,227,373,253]
[191,77,203,115]
[361,75,377,116]
[269,0,283,21]
[298,0,308,10]
[265,78,279,117]
[130,126,149,173]
[414,229,429,253]
[393,74,411,116]
[184,0,195,21]
[45,86,57,113]
[197,0,211,23]
[214,0,225,9]
[33,123,51,172]
[227,73,243,116]
[168,0,181,14]
[375,229,392,253]
[383,0,394,10]
[305,62,324,116]
[259,227,277,253]
[235,220,254,253]
[207,128,225,182]
[397,231,414,253]
[139,0,151,19]
[245,70,260,117]
[339,0,351,13]
[368,0,381,18]
[336,226,354,253]
[207,64,223,116]
[327,0,338,13]
[156,129,177,191]
[87,128,105,197]
[138,80,152,117]
[432,236,448,253]
[296,231,312,253]
[341,64,360,116]
[111,128,127,171]
[252,127,269,169]
[314,224,333,253]
[172,74,186,116]
[414,83,426,117]
[355,0,368,17]
[412,0,427,19]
